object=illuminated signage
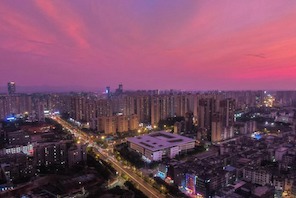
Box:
[6,116,16,121]
[185,174,197,195]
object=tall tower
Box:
[118,84,123,92]
[115,84,123,96]
[8,82,16,95]
[105,86,111,98]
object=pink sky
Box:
[1,0,296,92]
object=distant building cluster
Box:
[0,82,46,121]
[1,82,296,141]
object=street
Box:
[52,116,165,198]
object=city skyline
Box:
[1,83,295,94]
[1,1,296,91]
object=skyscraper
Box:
[119,84,123,92]
[8,82,16,95]
[105,86,111,98]
[115,84,123,95]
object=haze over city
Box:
[1,0,296,91]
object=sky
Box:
[1,0,296,92]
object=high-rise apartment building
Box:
[198,96,235,142]
[219,98,235,140]
[198,97,217,141]
[211,112,222,142]
[96,114,139,134]
[135,95,151,123]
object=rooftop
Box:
[277,147,288,152]
[127,131,195,151]
[253,186,271,197]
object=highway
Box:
[52,116,165,198]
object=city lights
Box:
[1,0,296,196]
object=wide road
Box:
[52,116,165,198]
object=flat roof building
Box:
[127,131,195,161]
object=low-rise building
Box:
[243,166,271,186]
[127,131,195,161]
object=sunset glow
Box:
[1,0,296,91]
